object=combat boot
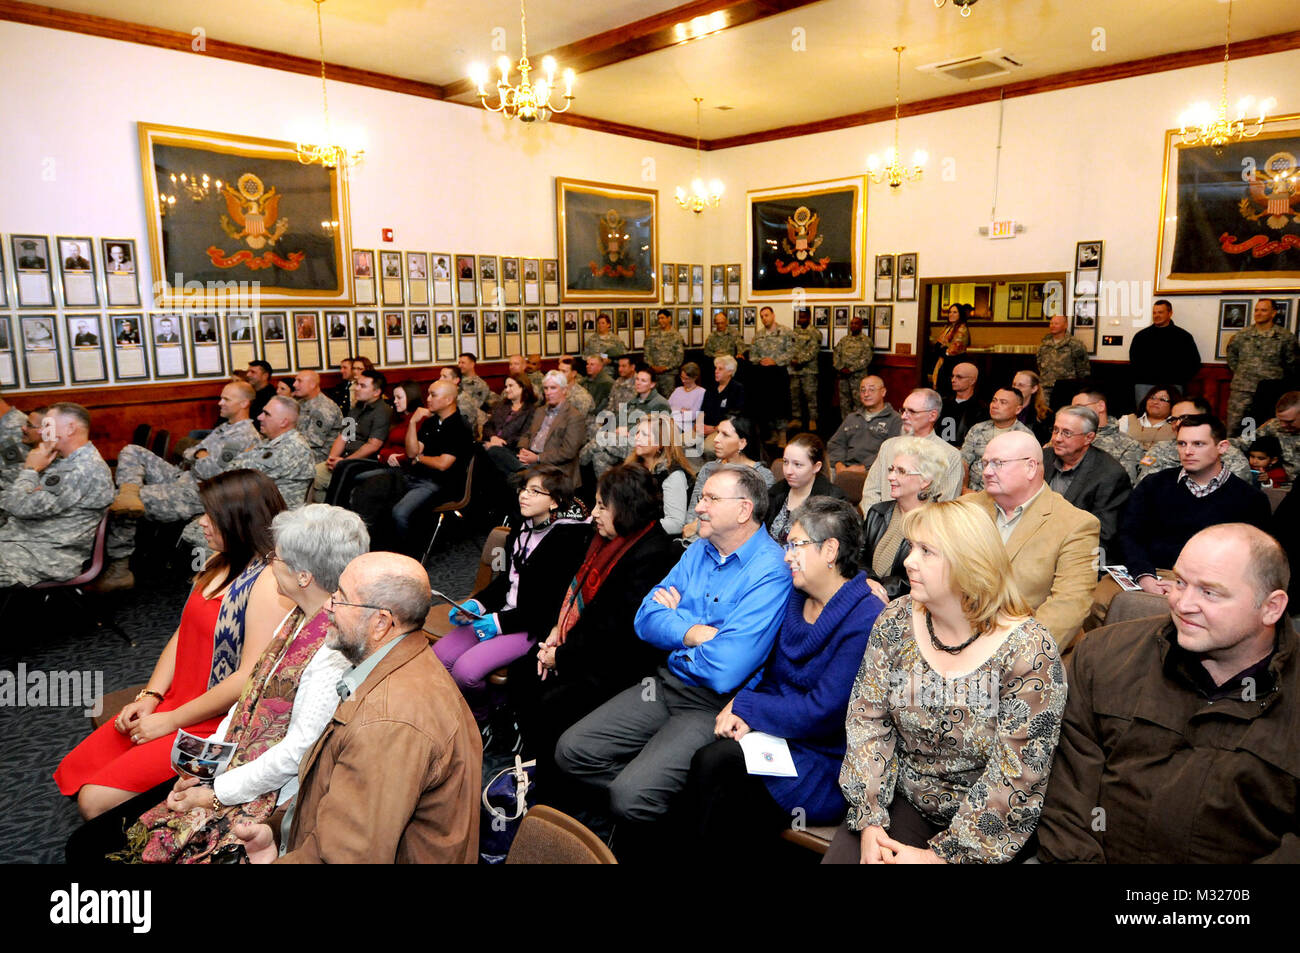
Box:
[88,557,134,592]
[110,482,145,517]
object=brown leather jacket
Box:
[276,634,481,863]
[1037,614,1300,863]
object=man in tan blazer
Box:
[967,430,1100,651]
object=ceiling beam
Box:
[440,0,826,100]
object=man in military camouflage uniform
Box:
[525,354,546,400]
[458,353,493,413]
[1036,313,1091,406]
[1234,390,1300,481]
[292,369,343,463]
[556,356,595,417]
[582,354,614,413]
[744,306,793,443]
[1225,298,1300,436]
[0,403,113,588]
[1137,397,1252,483]
[644,308,685,398]
[580,314,627,361]
[828,376,902,475]
[701,311,744,380]
[832,314,873,421]
[960,388,1034,492]
[588,365,672,477]
[787,308,821,432]
[0,391,29,490]
[1071,388,1143,483]
[507,354,543,400]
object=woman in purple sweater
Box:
[678,496,883,860]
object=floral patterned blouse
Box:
[839,595,1067,863]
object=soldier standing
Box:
[1225,298,1300,436]
[832,314,873,421]
[292,370,344,463]
[701,311,743,382]
[580,314,627,361]
[644,308,685,398]
[0,403,114,587]
[744,306,794,444]
[1036,313,1091,407]
[787,308,822,432]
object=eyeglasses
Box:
[885,466,922,477]
[698,494,746,506]
[518,486,551,498]
[1168,414,1188,424]
[327,591,389,613]
[899,407,929,417]
[1051,427,1086,439]
[1147,395,1171,403]
[783,537,819,553]
[981,456,1033,471]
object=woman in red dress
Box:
[54,469,291,820]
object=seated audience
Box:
[1235,390,1300,483]
[582,354,614,412]
[1038,524,1298,863]
[0,402,113,588]
[699,356,746,456]
[483,372,538,451]
[939,362,988,449]
[681,498,883,861]
[1137,396,1252,482]
[861,436,949,601]
[967,430,1100,651]
[67,504,370,863]
[489,371,587,484]
[682,415,774,540]
[321,380,418,522]
[1118,383,1180,447]
[824,499,1066,864]
[960,387,1033,492]
[457,352,493,412]
[859,388,963,510]
[767,433,846,544]
[507,464,677,799]
[1012,370,1053,445]
[388,379,473,552]
[828,375,902,477]
[1248,434,1289,486]
[230,552,481,863]
[275,378,293,398]
[291,370,344,464]
[590,365,674,479]
[435,465,591,724]
[625,413,695,536]
[1070,387,1143,483]
[315,368,393,501]
[439,363,482,431]
[246,360,275,427]
[54,470,289,819]
[554,466,790,851]
[1042,406,1131,557]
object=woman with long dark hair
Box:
[932,304,971,398]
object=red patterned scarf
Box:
[555,521,655,645]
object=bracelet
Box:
[212,790,222,811]
[135,689,164,703]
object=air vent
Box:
[917,49,1024,82]
[714,105,734,111]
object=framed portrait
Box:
[524,309,543,355]
[556,177,658,302]
[410,310,432,363]
[631,307,646,348]
[725,263,742,304]
[522,258,541,306]
[1272,297,1293,330]
[725,307,740,329]
[479,255,500,308]
[431,253,454,305]
[139,123,352,307]
[1072,297,1098,354]
[544,308,561,356]
[149,312,187,378]
[380,252,404,305]
[353,249,376,305]
[382,310,407,365]
[503,309,522,357]
[0,317,12,387]
[259,310,291,371]
[66,313,108,383]
[896,253,918,301]
[691,265,704,303]
[661,263,675,304]
[743,306,757,327]
[11,234,54,307]
[872,305,893,352]
[482,310,503,360]
[58,235,99,307]
[1219,298,1250,329]
[676,264,690,304]
[874,254,895,301]
[456,254,478,305]
[110,314,149,381]
[501,257,521,306]
[293,310,323,370]
[355,311,380,364]
[101,238,141,307]
[226,311,257,369]
[542,258,560,306]
[434,310,456,362]
[748,176,866,300]
[691,307,704,346]
[19,314,63,385]
[833,305,849,327]
[457,310,477,356]
[406,251,429,306]
[324,310,350,367]
[188,312,226,377]
[1156,115,1300,293]
[711,264,725,304]
[1007,282,1027,319]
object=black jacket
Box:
[860,500,912,600]
[765,473,847,535]
[1043,446,1131,559]
[474,520,593,643]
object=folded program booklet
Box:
[739,732,798,778]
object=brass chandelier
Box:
[676,98,724,214]
[470,0,575,123]
[867,47,927,189]
[296,0,364,168]
[1178,0,1274,150]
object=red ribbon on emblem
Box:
[206,246,306,270]
[774,257,830,277]
[1218,232,1300,259]
[588,261,637,278]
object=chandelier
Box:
[934,0,978,16]
[296,0,364,168]
[867,47,927,189]
[169,172,223,202]
[1178,0,1274,150]
[676,98,724,214]
[470,0,575,123]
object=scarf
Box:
[208,557,266,688]
[555,521,655,645]
[115,606,332,864]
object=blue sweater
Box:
[731,573,883,823]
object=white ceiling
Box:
[24,0,1300,140]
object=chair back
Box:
[433,455,476,514]
[833,468,867,505]
[33,511,109,590]
[149,428,171,460]
[505,805,617,864]
[129,424,151,447]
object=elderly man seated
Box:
[555,466,791,857]
[828,375,902,477]
[1038,524,1300,863]
[0,402,113,588]
[1042,405,1130,557]
[859,388,963,510]
[967,430,1100,651]
[487,370,587,485]
[232,551,481,862]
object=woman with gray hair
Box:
[860,436,949,602]
[75,504,372,864]
[700,355,746,457]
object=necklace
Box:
[925,607,980,655]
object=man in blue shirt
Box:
[555,466,791,844]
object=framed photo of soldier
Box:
[432,252,454,305]
[1071,297,1098,354]
[12,234,54,307]
[110,314,149,381]
[382,310,407,365]
[691,265,704,304]
[661,263,675,304]
[503,309,522,357]
[676,264,690,305]
[0,316,17,387]
[873,304,893,352]
[410,310,432,362]
[1216,298,1252,359]
[522,258,540,306]
[65,313,107,383]
[726,264,742,304]
[19,314,63,386]
[102,238,141,307]
[58,236,100,307]
[187,312,226,378]
[355,310,380,364]
[293,310,323,370]
[482,310,503,360]
[1270,298,1292,330]
[324,310,350,366]
[380,252,404,305]
[896,252,918,301]
[501,257,521,306]
[874,254,894,301]
[434,310,456,362]
[226,311,257,369]
[543,309,561,356]
[479,255,499,307]
[524,309,542,357]
[406,251,430,306]
[542,258,560,306]
[711,265,725,304]
[149,312,187,379]
[456,254,478,305]
[353,249,377,305]
[260,310,291,371]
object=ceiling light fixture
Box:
[1178,0,1274,151]
[470,0,575,123]
[867,47,927,190]
[676,97,724,214]
[934,0,978,17]
[296,0,364,168]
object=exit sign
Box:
[989,219,1018,239]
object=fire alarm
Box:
[381,228,394,242]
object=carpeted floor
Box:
[0,530,486,864]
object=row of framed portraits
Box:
[2,235,142,310]
[659,264,709,306]
[814,304,895,352]
[874,253,918,303]
[1070,240,1106,354]
[352,251,563,309]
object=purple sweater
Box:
[731,573,882,823]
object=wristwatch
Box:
[135,688,164,703]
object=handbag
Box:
[479,754,536,864]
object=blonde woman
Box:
[624,412,696,535]
[1013,370,1053,444]
[825,499,1067,864]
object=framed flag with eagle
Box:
[555,177,658,302]
[139,123,353,308]
[1156,114,1300,294]
[748,176,866,300]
